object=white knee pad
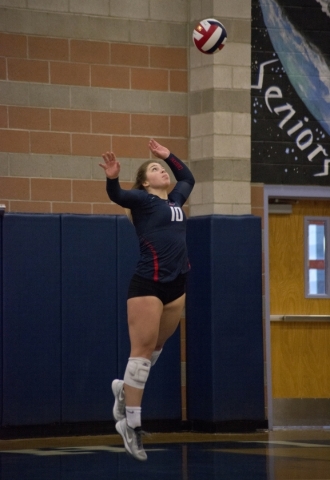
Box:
[124,357,151,389]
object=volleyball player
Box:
[99,139,195,461]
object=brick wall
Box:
[189,1,252,215]
[0,2,189,214]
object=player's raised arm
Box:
[148,139,195,187]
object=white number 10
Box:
[170,206,183,222]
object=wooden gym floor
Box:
[1,429,330,479]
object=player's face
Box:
[143,163,170,189]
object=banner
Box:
[251,0,330,185]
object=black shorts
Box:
[127,273,186,305]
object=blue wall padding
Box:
[116,215,139,375]
[186,215,265,422]
[143,328,182,419]
[0,214,3,426]
[0,213,265,428]
[1,213,183,426]
[116,216,182,420]
[2,214,62,425]
[61,215,118,422]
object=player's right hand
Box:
[99,151,120,179]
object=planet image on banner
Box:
[192,18,227,54]
[260,0,330,136]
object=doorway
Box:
[264,186,330,429]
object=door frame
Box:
[263,184,330,429]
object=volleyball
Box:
[192,18,227,54]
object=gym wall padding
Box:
[143,329,182,419]
[61,215,118,422]
[1,213,265,430]
[116,215,139,376]
[186,215,265,426]
[0,213,183,428]
[0,213,3,427]
[2,214,62,425]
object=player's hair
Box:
[125,160,161,223]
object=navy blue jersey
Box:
[106,153,195,282]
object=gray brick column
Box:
[189,0,251,216]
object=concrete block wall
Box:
[189,0,252,216]
[0,1,253,217]
[0,1,189,214]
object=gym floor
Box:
[1,429,330,479]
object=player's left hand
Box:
[148,139,170,160]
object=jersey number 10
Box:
[170,206,183,222]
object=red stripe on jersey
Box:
[143,239,159,281]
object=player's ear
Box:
[142,180,149,187]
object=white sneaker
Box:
[115,418,147,462]
[112,379,126,421]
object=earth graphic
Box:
[260,0,330,136]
